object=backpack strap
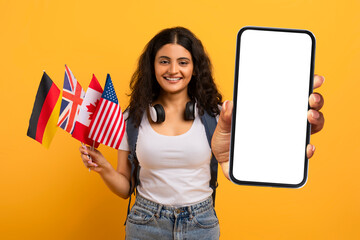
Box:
[124,115,140,225]
[126,115,140,194]
[200,112,219,207]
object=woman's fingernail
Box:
[321,76,325,83]
[311,110,320,119]
[223,100,228,112]
[312,94,320,103]
[312,145,316,152]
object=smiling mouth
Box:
[164,77,182,81]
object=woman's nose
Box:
[168,62,179,74]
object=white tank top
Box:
[118,111,213,206]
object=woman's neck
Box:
[149,89,194,127]
[156,90,191,109]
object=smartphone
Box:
[229,26,315,188]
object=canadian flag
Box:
[72,74,103,147]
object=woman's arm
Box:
[79,147,132,199]
[211,101,232,180]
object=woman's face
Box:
[154,43,194,96]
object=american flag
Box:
[88,74,125,149]
[58,65,85,134]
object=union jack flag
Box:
[58,65,85,134]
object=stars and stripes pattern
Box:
[57,65,85,134]
[88,74,125,149]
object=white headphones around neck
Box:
[149,101,197,123]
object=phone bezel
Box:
[229,26,316,188]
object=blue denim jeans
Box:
[125,194,220,240]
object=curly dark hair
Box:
[128,26,222,127]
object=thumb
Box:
[81,146,100,162]
[218,100,233,133]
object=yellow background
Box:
[1,0,359,239]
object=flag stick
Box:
[89,141,96,172]
[81,142,91,172]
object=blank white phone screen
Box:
[232,28,314,186]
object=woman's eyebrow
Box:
[158,56,191,61]
[177,57,191,61]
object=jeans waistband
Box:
[134,194,214,218]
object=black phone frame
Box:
[229,26,316,188]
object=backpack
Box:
[125,111,219,220]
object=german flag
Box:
[27,72,61,148]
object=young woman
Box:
[79,27,325,240]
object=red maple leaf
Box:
[86,99,100,121]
